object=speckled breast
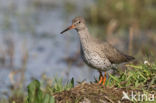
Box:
[80,46,111,71]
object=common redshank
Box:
[60,17,135,85]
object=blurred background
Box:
[0,0,155,99]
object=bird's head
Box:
[60,16,86,34]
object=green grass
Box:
[0,62,155,103]
[25,78,74,103]
[26,80,55,103]
[106,62,156,91]
[46,77,74,95]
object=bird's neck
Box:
[77,28,92,49]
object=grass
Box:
[106,62,156,91]
[46,77,74,95]
[0,61,155,103]
[24,77,75,103]
[26,80,55,103]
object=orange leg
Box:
[98,76,103,84]
[102,72,107,85]
[98,71,103,84]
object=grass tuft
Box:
[106,62,156,91]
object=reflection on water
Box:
[0,0,97,96]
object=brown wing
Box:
[101,43,135,64]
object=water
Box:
[0,0,97,96]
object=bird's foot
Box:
[98,76,103,84]
[98,72,106,85]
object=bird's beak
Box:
[60,25,75,34]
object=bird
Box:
[60,16,135,85]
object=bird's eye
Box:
[78,21,81,23]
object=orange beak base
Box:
[60,25,75,34]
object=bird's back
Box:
[96,41,135,64]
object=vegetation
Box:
[0,61,155,103]
[107,63,156,90]
[26,80,55,103]
[85,0,156,30]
